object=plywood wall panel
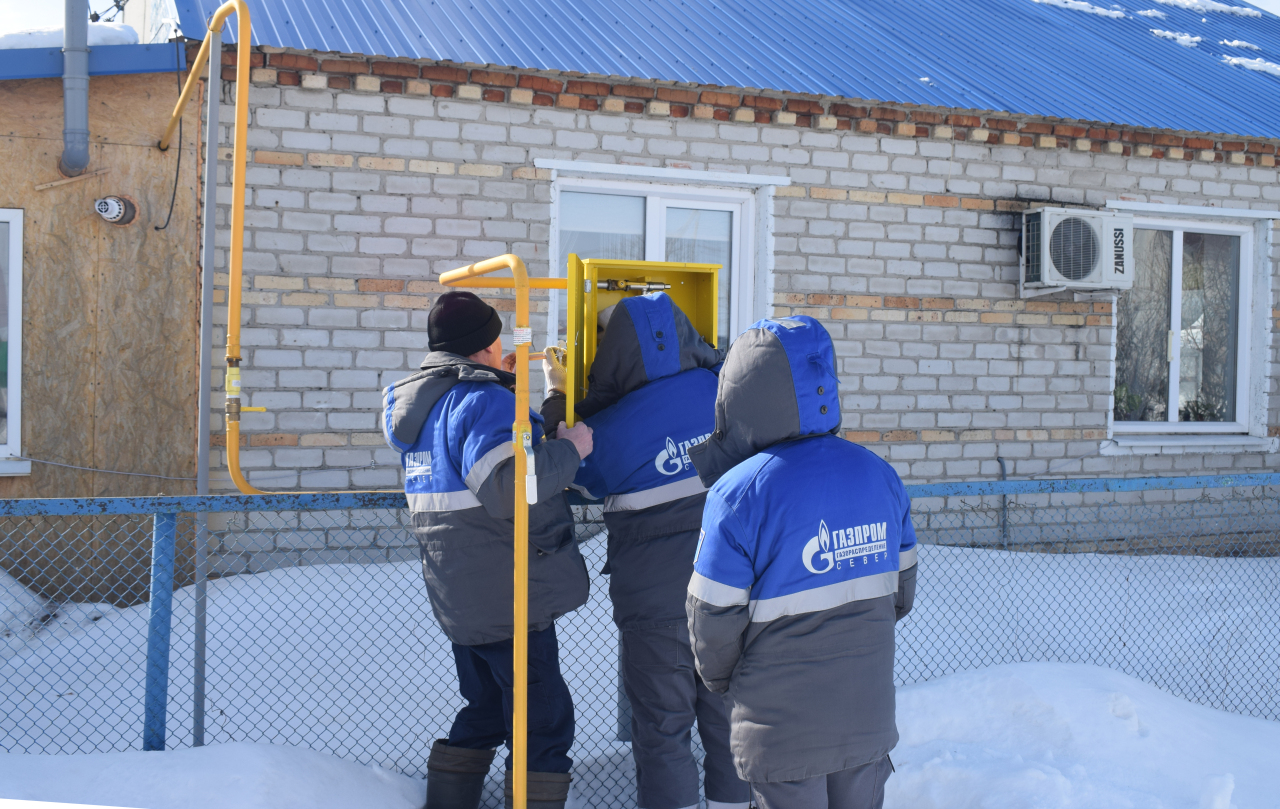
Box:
[0,72,192,148]
[0,71,199,501]
[92,133,200,496]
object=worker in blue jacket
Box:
[685,316,918,809]
[541,292,751,809]
[382,291,595,809]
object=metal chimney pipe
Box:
[60,0,90,177]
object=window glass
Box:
[666,207,732,348]
[0,221,8,445]
[559,191,645,268]
[556,192,645,342]
[1179,233,1240,422]
[1114,229,1172,422]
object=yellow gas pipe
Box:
[158,0,264,493]
[439,255,566,809]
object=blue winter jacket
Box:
[543,293,724,629]
[382,353,589,646]
[686,317,918,783]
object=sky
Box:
[1246,0,1280,14]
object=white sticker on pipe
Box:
[513,327,532,345]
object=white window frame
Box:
[539,160,788,349]
[0,208,27,475]
[1103,201,1275,451]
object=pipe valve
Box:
[596,279,671,292]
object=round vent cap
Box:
[1048,217,1099,281]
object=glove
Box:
[542,344,568,393]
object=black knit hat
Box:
[428,291,502,357]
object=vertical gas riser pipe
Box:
[60,0,90,177]
[192,27,222,747]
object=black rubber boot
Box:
[503,769,572,809]
[425,739,496,809]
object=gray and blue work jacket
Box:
[382,352,590,647]
[542,292,724,630]
[686,316,919,784]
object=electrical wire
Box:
[155,47,183,232]
[19,456,197,481]
[19,456,398,483]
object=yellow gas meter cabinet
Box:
[563,254,720,425]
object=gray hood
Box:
[688,316,841,488]
[576,292,725,419]
[383,352,515,449]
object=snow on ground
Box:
[0,23,138,50]
[0,742,424,809]
[2,569,49,650]
[2,540,1278,806]
[1,663,1277,809]
[888,662,1280,809]
[2,570,116,663]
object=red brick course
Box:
[371,61,419,77]
[228,45,1278,160]
[320,59,367,74]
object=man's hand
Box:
[501,352,517,373]
[542,345,568,393]
[557,421,593,459]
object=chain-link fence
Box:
[2,476,1278,807]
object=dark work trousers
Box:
[621,622,750,809]
[446,624,574,774]
[750,756,892,809]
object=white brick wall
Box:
[205,61,1280,491]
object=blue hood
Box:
[575,292,725,419]
[688,316,840,487]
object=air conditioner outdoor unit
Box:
[1020,207,1134,297]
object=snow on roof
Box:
[1152,27,1206,44]
[171,0,1280,139]
[1150,0,1261,14]
[0,22,139,50]
[1032,0,1127,18]
[1223,53,1280,72]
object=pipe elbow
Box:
[59,135,91,177]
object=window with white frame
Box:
[0,208,25,472]
[1113,218,1254,434]
[549,179,756,350]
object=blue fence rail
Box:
[1,473,1277,806]
[4,471,1277,518]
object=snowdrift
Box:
[1,663,1277,809]
[889,662,1280,809]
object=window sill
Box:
[1100,434,1278,455]
[0,458,31,476]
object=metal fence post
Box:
[144,512,178,752]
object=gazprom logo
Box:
[405,451,432,478]
[802,520,835,574]
[654,432,712,476]
[802,519,889,574]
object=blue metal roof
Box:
[0,42,186,81]
[174,0,1280,139]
